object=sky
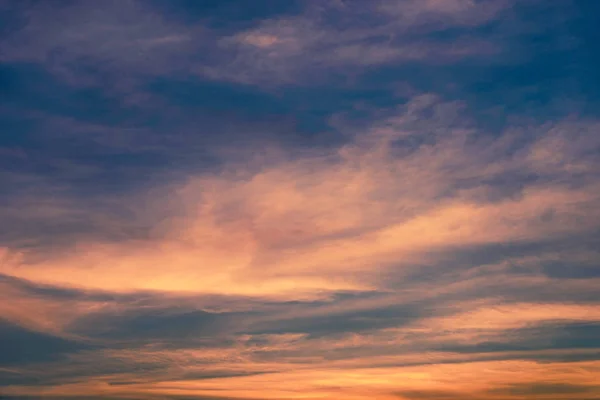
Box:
[1,0,600,399]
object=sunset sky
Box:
[1,1,600,399]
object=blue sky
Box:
[1,1,600,399]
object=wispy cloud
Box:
[2,93,600,398]
[2,1,599,398]
[211,0,508,84]
[0,0,512,88]
[0,0,198,92]
[3,96,599,296]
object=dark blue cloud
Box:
[437,322,600,356]
[0,320,90,367]
[541,260,600,280]
[149,0,303,30]
[1,0,597,205]
[353,1,600,133]
[1,0,600,397]
[245,300,430,338]
[70,307,244,342]
[488,382,599,396]
[0,273,122,302]
[393,390,486,400]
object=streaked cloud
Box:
[3,96,599,298]
[0,0,515,87]
[2,92,600,398]
[2,1,599,399]
[212,0,508,84]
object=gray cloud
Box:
[2,2,600,398]
[0,0,519,88]
[0,320,91,367]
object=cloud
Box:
[2,0,599,397]
[418,303,600,331]
[489,382,599,396]
[0,0,196,82]
[377,0,509,26]
[240,33,281,48]
[1,92,600,398]
[0,0,514,89]
[0,319,90,367]
[211,0,507,84]
[2,95,599,299]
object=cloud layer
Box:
[1,1,599,399]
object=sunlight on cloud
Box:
[2,0,600,398]
[1,95,600,399]
[4,359,599,399]
[2,96,599,301]
[413,302,600,331]
[240,33,281,48]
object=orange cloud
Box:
[4,359,599,399]
[2,96,600,399]
[2,98,599,301]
